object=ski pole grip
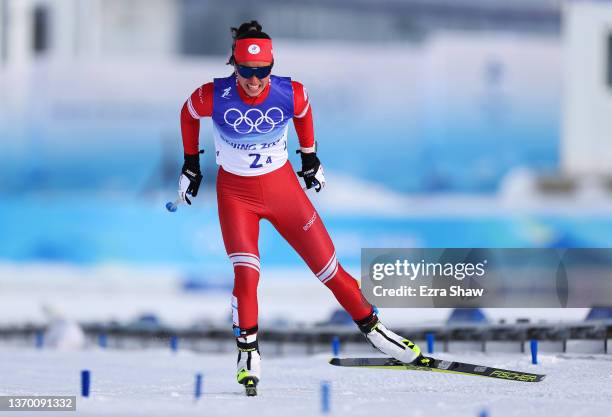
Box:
[165,198,181,212]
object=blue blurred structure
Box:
[130,314,162,330]
[325,309,354,327]
[447,308,488,324]
[585,307,612,321]
[0,0,611,276]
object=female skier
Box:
[178,21,428,394]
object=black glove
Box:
[296,150,325,192]
[179,153,203,205]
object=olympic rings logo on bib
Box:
[223,107,284,134]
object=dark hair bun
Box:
[231,20,265,39]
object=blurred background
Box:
[1,0,612,348]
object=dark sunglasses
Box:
[236,64,273,79]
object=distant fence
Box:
[2,320,611,355]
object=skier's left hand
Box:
[297,150,325,192]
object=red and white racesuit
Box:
[181,78,373,333]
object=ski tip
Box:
[329,357,342,366]
[530,374,547,382]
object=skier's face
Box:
[235,61,271,97]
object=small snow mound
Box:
[45,319,85,350]
[42,304,85,350]
[498,167,539,203]
[575,176,610,201]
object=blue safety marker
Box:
[426,332,435,354]
[194,373,203,400]
[331,336,340,357]
[81,370,91,397]
[35,330,44,349]
[170,335,179,353]
[321,381,330,413]
[98,333,107,349]
[530,339,538,365]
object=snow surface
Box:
[1,347,611,417]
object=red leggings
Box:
[217,161,372,331]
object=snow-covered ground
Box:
[1,347,611,417]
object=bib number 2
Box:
[249,153,272,169]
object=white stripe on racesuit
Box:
[294,101,310,119]
[316,252,336,276]
[187,97,201,119]
[233,262,260,273]
[229,252,260,261]
[229,253,261,272]
[317,252,338,283]
[320,261,339,284]
[230,255,260,265]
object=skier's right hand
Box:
[179,153,203,205]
